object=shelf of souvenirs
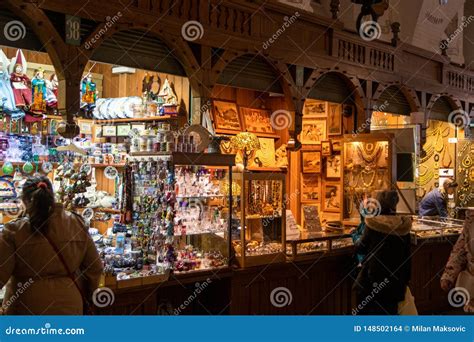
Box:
[94,115,177,124]
[1,161,126,169]
[76,207,122,214]
[215,130,280,139]
[246,166,287,172]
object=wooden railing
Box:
[445,68,474,92]
[334,34,395,72]
[132,0,252,36]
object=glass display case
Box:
[171,152,235,273]
[342,133,396,223]
[286,231,353,261]
[411,216,463,245]
[232,172,286,267]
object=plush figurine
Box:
[275,144,288,168]
[9,49,31,109]
[30,68,47,114]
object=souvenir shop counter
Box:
[94,232,459,315]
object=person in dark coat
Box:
[419,178,457,217]
[353,190,412,315]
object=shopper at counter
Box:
[353,190,412,315]
[0,176,103,315]
[418,178,458,217]
[441,209,474,313]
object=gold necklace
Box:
[357,142,382,165]
[361,168,376,187]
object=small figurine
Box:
[158,78,178,106]
[275,144,288,168]
[9,49,31,109]
[45,73,58,109]
[142,72,154,100]
[30,67,47,114]
[0,49,21,119]
[80,73,97,117]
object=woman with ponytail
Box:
[0,176,103,314]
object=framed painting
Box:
[240,107,275,135]
[327,103,342,136]
[301,118,326,144]
[321,140,332,156]
[300,174,320,202]
[331,139,342,152]
[301,204,322,232]
[325,155,341,179]
[303,99,327,117]
[323,182,341,212]
[212,100,242,133]
[301,151,321,173]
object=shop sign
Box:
[65,15,81,46]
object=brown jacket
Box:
[441,209,474,312]
[0,204,103,315]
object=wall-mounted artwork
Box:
[212,100,242,133]
[323,182,341,212]
[301,118,326,144]
[301,174,320,202]
[303,99,327,117]
[301,151,321,173]
[327,103,342,135]
[240,107,275,135]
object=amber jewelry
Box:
[360,168,376,187]
[441,147,452,168]
[434,154,439,162]
[418,166,434,186]
[357,142,382,165]
[420,143,435,163]
[462,154,473,169]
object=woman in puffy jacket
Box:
[353,190,412,315]
[441,209,474,313]
[0,176,103,314]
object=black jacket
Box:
[353,215,412,304]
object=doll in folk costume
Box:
[30,67,47,114]
[81,73,97,117]
[10,49,31,109]
[45,73,58,110]
[0,49,22,119]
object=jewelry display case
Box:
[342,133,396,223]
[286,231,353,261]
[171,152,235,273]
[233,171,286,267]
[411,216,463,245]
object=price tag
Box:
[448,137,458,144]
